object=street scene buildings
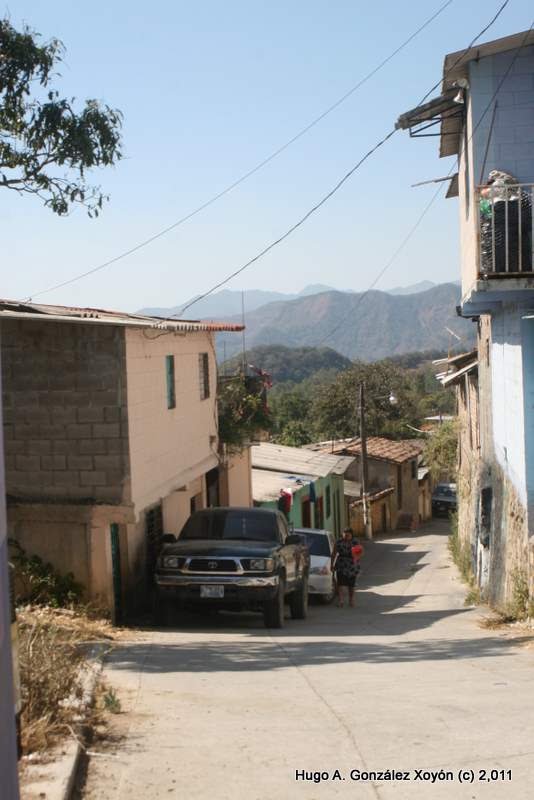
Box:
[1,9,534,800]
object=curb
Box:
[20,645,106,800]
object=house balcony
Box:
[462,183,534,316]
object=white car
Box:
[294,528,336,604]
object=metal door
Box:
[110,523,122,624]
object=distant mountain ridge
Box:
[138,281,444,319]
[215,282,474,362]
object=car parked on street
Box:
[432,483,457,516]
[294,528,336,604]
[154,507,310,628]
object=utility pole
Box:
[0,344,21,798]
[359,383,373,540]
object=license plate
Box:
[200,585,224,599]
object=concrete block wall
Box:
[1,319,130,504]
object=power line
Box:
[25,0,455,302]
[316,17,533,350]
[172,0,512,319]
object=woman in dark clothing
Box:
[332,527,363,608]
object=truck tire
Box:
[263,576,285,629]
[289,574,309,619]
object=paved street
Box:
[78,520,534,800]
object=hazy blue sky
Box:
[2,0,532,311]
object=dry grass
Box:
[17,605,121,754]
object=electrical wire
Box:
[170,0,513,319]
[24,0,456,302]
[315,19,533,350]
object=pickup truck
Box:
[154,507,309,628]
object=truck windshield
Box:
[180,511,279,542]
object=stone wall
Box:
[2,319,130,505]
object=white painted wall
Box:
[458,46,534,300]
[490,305,528,505]
[125,329,218,518]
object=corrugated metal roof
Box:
[252,468,313,503]
[343,480,362,498]
[440,359,478,386]
[308,436,423,464]
[251,442,355,478]
[0,299,244,333]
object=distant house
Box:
[1,299,247,618]
[309,437,424,530]
[251,442,355,536]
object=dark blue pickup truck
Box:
[154,507,310,628]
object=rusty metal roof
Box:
[311,436,423,464]
[0,299,244,333]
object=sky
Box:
[1,0,532,312]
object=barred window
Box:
[199,353,210,400]
[165,355,176,409]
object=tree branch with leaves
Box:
[0,18,122,216]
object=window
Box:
[199,353,210,400]
[325,485,331,519]
[165,355,175,409]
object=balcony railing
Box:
[477,183,534,276]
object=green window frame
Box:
[199,352,210,400]
[166,355,176,409]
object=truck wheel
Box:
[263,577,285,629]
[290,574,309,619]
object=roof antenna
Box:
[241,290,247,375]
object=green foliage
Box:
[218,377,272,451]
[309,361,420,441]
[221,345,352,385]
[508,569,530,621]
[8,539,83,607]
[275,420,313,447]
[103,686,122,714]
[423,419,458,480]
[0,18,122,215]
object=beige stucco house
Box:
[1,299,250,618]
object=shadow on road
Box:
[106,632,526,674]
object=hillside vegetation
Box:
[221,345,352,384]
[216,283,474,361]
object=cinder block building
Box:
[1,299,248,618]
[397,30,534,609]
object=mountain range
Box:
[139,281,471,362]
[215,282,473,362]
[138,281,441,320]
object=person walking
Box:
[332,527,363,608]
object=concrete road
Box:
[78,520,534,800]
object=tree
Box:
[311,361,419,441]
[0,19,122,216]
[423,420,458,480]
[218,377,272,452]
